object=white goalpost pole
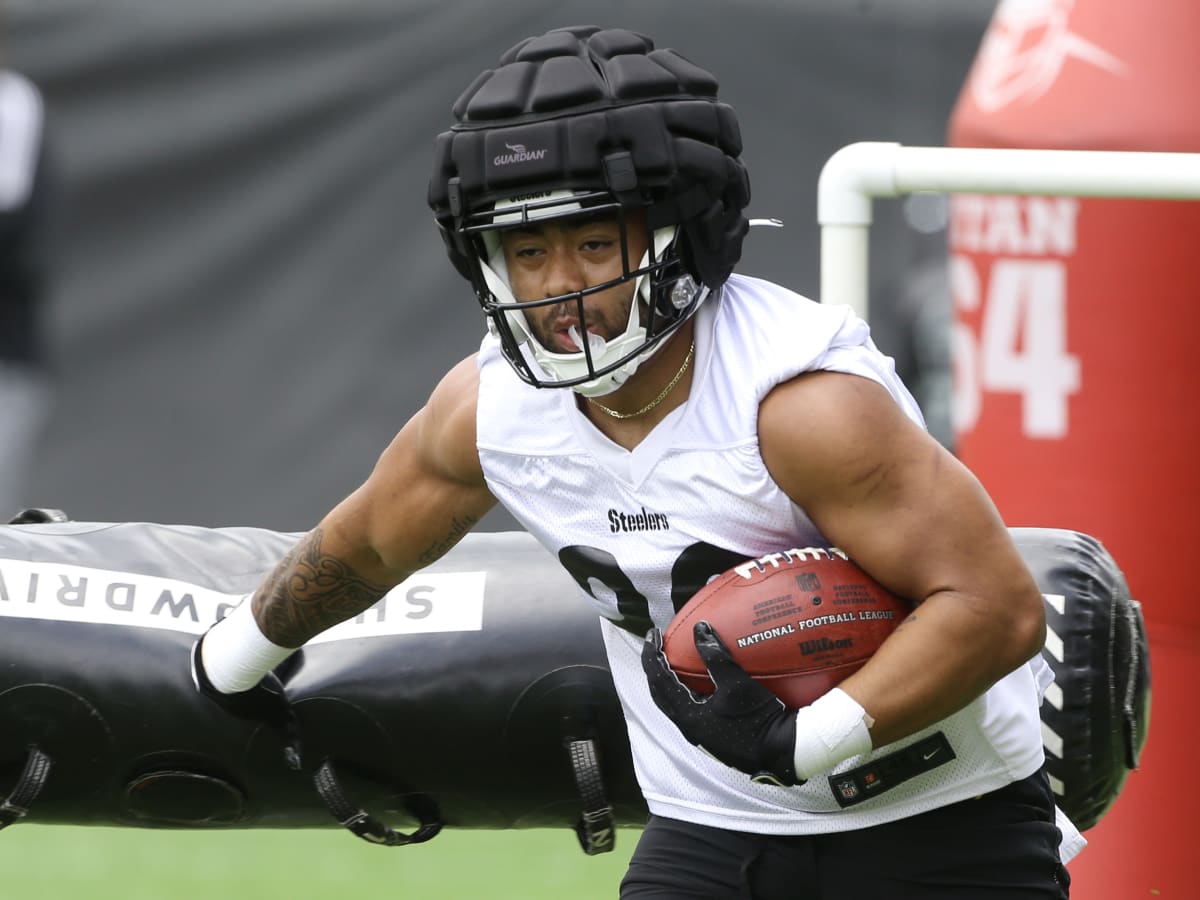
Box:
[817,141,1200,319]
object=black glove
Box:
[190,633,303,771]
[641,621,801,786]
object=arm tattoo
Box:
[417,513,478,567]
[252,527,391,647]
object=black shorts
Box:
[620,770,1070,899]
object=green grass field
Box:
[0,824,639,898]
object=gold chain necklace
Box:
[587,341,695,420]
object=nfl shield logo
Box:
[796,572,821,591]
[835,778,859,801]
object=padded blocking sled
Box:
[0,520,1147,847]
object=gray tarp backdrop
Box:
[4,1,996,532]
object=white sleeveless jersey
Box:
[475,274,1063,837]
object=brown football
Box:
[663,547,913,708]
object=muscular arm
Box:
[250,355,497,647]
[758,371,1045,747]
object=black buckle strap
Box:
[313,759,442,847]
[567,738,615,855]
[0,745,53,829]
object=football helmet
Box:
[428,25,750,395]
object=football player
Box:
[0,69,53,521]
[195,25,1080,898]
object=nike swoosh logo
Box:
[923,749,940,761]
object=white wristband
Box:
[200,597,296,694]
[791,688,874,781]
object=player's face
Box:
[500,211,650,354]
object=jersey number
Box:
[557,542,748,637]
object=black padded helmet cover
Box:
[428,25,751,290]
